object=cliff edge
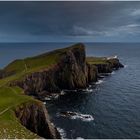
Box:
[0,43,123,139]
[15,101,61,139]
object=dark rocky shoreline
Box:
[12,43,123,100]
[0,43,124,139]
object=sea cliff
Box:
[12,43,123,98]
[15,102,61,139]
[0,43,123,139]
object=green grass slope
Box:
[3,43,84,76]
[0,43,85,85]
[86,57,109,64]
[0,86,40,138]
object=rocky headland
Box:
[0,43,123,139]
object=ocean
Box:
[0,42,140,138]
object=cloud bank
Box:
[0,1,140,42]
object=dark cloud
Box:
[0,1,140,42]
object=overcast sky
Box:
[0,1,140,42]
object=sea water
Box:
[0,42,140,138]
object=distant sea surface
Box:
[0,42,140,138]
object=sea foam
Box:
[76,137,85,140]
[71,113,94,122]
[58,111,94,122]
[57,127,66,138]
[96,80,104,85]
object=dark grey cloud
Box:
[0,1,140,42]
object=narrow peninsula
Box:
[0,43,123,139]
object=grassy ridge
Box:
[86,57,109,64]
[0,43,86,86]
[0,49,63,86]
[3,43,85,77]
[0,86,39,138]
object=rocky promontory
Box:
[0,43,123,139]
[15,101,61,139]
[11,43,123,98]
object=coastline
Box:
[0,43,123,139]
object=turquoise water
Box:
[0,42,140,138]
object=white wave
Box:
[71,113,94,122]
[99,75,105,78]
[44,97,51,100]
[107,55,118,60]
[60,90,66,95]
[85,88,93,92]
[111,71,115,75]
[76,137,85,140]
[124,65,128,68]
[66,112,94,121]
[88,85,92,88]
[81,88,93,93]
[96,80,104,85]
[57,127,66,139]
[59,111,94,122]
[54,94,59,99]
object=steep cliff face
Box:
[14,43,89,96]
[87,57,124,74]
[13,53,123,139]
[95,58,124,73]
[55,45,88,89]
[0,43,124,139]
[107,58,124,69]
[11,44,124,98]
[15,102,61,139]
[94,63,112,73]
[87,64,98,83]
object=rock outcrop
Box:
[13,43,89,96]
[107,58,124,69]
[94,63,112,73]
[0,43,123,139]
[1,43,123,139]
[15,102,61,139]
[95,58,124,73]
[11,43,123,98]
[87,64,98,83]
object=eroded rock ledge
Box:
[15,102,61,139]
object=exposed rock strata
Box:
[13,44,89,96]
[93,59,124,74]
[12,44,123,98]
[15,102,61,139]
[87,64,98,83]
